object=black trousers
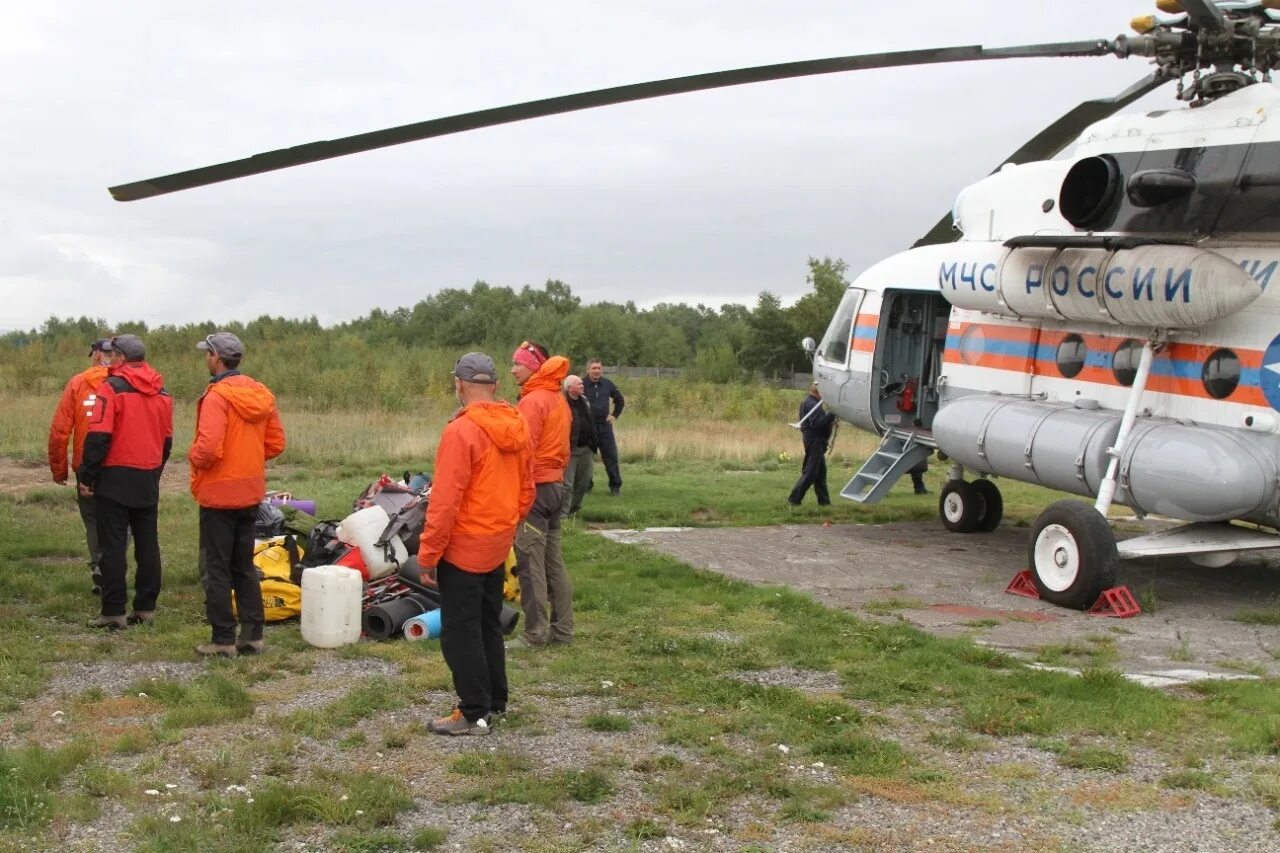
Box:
[788,436,830,505]
[199,506,262,644]
[96,495,162,617]
[593,422,622,491]
[438,560,508,722]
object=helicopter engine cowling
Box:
[933,395,1279,525]
[935,242,1262,328]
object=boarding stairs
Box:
[840,428,933,504]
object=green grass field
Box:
[3,394,1280,849]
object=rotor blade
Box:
[109,39,1116,201]
[912,72,1171,248]
[1179,0,1228,31]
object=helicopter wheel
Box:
[1027,500,1117,609]
[970,479,1003,532]
[938,480,984,533]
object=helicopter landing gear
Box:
[1028,500,1118,609]
[970,479,1003,532]
[938,478,1003,533]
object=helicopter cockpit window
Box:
[817,288,864,366]
[1112,339,1142,386]
[1056,334,1087,378]
[1202,348,1241,400]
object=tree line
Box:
[1,258,849,403]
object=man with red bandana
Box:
[509,341,574,648]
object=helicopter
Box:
[109,0,1280,609]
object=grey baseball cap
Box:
[453,352,498,384]
[197,332,244,359]
[109,334,146,361]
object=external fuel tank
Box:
[932,395,1279,525]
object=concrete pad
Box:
[602,521,1280,680]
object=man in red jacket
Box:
[189,332,286,658]
[78,335,174,630]
[419,352,534,735]
[510,341,573,648]
[48,338,112,594]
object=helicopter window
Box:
[1055,334,1087,378]
[1112,339,1142,386]
[817,288,864,365]
[1202,348,1241,400]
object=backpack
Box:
[354,473,430,560]
[232,535,304,622]
[302,520,352,568]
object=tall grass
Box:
[6,385,868,469]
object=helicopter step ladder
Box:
[840,428,933,504]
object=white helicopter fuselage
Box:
[814,81,1280,529]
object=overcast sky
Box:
[0,1,1173,331]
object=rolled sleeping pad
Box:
[399,604,517,640]
[362,595,429,640]
[270,497,317,516]
[403,608,442,640]
[406,590,441,611]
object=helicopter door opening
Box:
[874,290,949,434]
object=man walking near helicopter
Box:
[788,383,836,507]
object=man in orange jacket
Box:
[48,338,112,594]
[419,352,534,735]
[510,341,574,648]
[189,333,286,658]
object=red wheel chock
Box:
[1004,570,1040,599]
[1087,586,1141,618]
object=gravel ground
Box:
[6,651,1276,852]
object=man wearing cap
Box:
[419,352,533,735]
[78,335,174,629]
[189,332,287,658]
[509,341,574,648]
[48,338,113,594]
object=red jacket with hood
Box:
[418,400,535,573]
[516,355,571,484]
[78,361,174,507]
[189,372,287,509]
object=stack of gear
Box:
[286,473,522,641]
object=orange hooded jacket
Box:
[418,400,535,573]
[516,355,571,484]
[48,364,109,481]
[189,374,286,509]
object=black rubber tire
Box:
[971,479,1004,533]
[1027,499,1118,609]
[938,480,985,533]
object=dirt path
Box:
[603,520,1280,681]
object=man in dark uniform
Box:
[583,359,625,496]
[560,374,596,518]
[787,383,836,507]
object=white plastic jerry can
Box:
[336,505,408,580]
[300,565,363,648]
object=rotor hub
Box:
[1120,2,1280,103]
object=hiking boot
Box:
[609,487,620,497]
[195,643,237,659]
[428,708,490,736]
[89,615,127,630]
[127,611,155,626]
[236,639,265,655]
[505,636,543,651]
